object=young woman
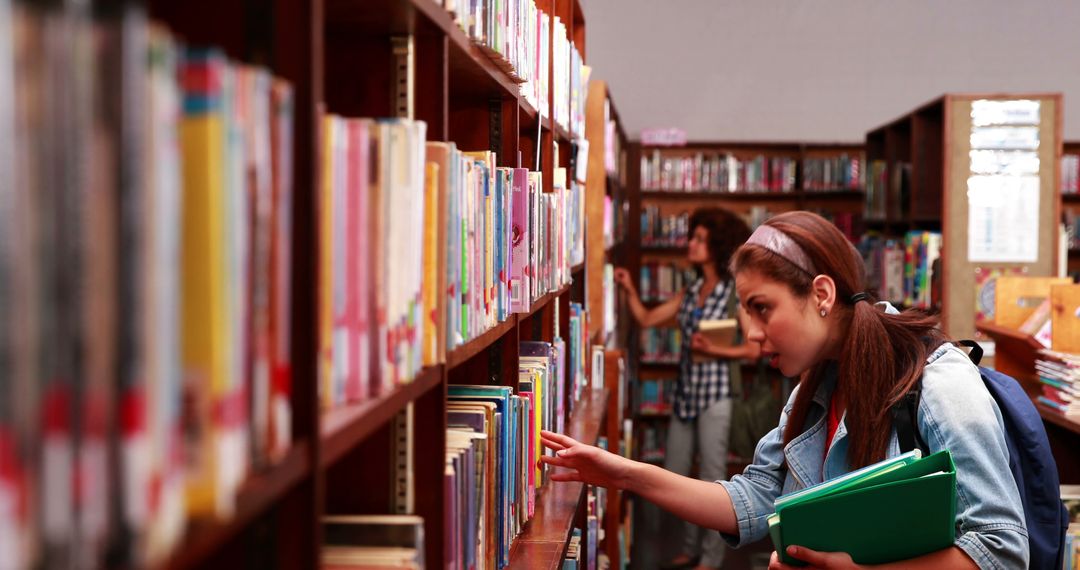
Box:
[613,207,758,570]
[543,211,1027,569]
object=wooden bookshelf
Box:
[975,324,1080,483]
[866,94,1063,338]
[139,0,619,567]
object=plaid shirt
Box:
[674,277,735,421]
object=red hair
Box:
[731,212,946,468]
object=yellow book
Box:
[319,115,336,408]
[180,53,229,518]
[425,143,451,364]
[422,162,439,367]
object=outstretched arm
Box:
[540,430,739,535]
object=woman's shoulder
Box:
[920,342,999,421]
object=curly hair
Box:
[689,207,751,280]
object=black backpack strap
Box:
[892,383,930,456]
[956,339,984,366]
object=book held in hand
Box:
[691,318,737,363]
[767,449,956,566]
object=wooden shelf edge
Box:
[640,245,685,253]
[165,442,311,570]
[320,366,444,467]
[975,323,1044,352]
[801,189,865,198]
[571,261,585,274]
[446,317,518,370]
[506,390,609,569]
[640,190,800,200]
[521,284,571,320]
[1038,406,1080,437]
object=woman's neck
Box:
[701,264,719,285]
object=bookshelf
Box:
[0,0,627,568]
[865,94,1063,339]
[625,141,864,468]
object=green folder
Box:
[768,450,956,566]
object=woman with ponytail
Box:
[540,211,1028,569]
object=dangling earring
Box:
[820,308,828,318]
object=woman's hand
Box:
[769,546,863,570]
[539,430,634,490]
[689,332,715,355]
[612,267,635,292]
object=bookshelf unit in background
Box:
[864,94,1063,339]
[625,141,863,469]
[31,0,630,568]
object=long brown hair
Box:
[730,212,946,469]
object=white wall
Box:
[580,0,1080,143]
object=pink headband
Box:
[746,224,818,276]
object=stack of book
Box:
[1035,350,1080,419]
[0,5,295,567]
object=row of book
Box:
[1066,211,1080,251]
[448,0,549,117]
[802,155,863,191]
[640,328,682,364]
[1063,154,1080,195]
[864,160,912,221]
[0,5,295,568]
[858,231,942,309]
[445,336,574,569]
[553,16,588,136]
[640,207,690,247]
[640,151,798,193]
[640,262,693,303]
[317,118,583,408]
[639,379,675,416]
[1035,350,1080,419]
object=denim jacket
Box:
[718,341,1029,569]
